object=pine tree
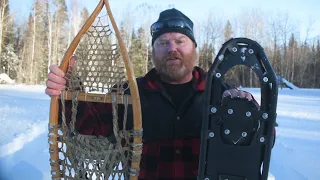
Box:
[38,0,51,83]
[52,0,68,65]
[80,7,89,28]
[1,44,19,78]
[198,43,213,71]
[129,27,147,77]
[17,0,49,84]
[20,13,34,83]
[288,33,297,83]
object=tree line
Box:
[1,0,319,88]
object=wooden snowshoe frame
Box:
[48,0,142,179]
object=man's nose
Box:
[167,41,178,53]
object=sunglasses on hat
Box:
[150,18,193,36]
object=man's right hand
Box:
[45,64,67,96]
[45,56,76,96]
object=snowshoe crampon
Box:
[198,38,278,180]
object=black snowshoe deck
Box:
[198,38,278,180]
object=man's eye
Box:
[158,41,167,46]
[176,40,185,44]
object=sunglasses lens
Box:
[151,22,164,35]
[167,19,184,29]
[151,19,192,36]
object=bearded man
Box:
[45,8,254,180]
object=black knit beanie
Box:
[151,8,197,47]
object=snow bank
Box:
[0,73,15,84]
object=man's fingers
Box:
[46,63,69,97]
[236,90,253,101]
[222,89,238,98]
[222,89,253,101]
[222,90,232,98]
[229,89,240,98]
[45,88,62,96]
[48,72,66,85]
[46,79,65,91]
[49,65,65,78]
[237,90,246,98]
[244,93,253,101]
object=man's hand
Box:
[45,65,66,96]
[222,89,253,101]
[45,56,75,96]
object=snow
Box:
[0,73,15,84]
[0,84,320,180]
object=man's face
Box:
[152,32,197,83]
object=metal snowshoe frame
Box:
[198,38,278,180]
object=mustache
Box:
[166,51,182,60]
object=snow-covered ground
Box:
[0,84,319,180]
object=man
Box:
[46,8,254,180]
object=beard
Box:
[152,48,198,83]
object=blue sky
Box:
[9,0,320,39]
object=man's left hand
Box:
[222,89,253,101]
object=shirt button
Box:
[177,116,180,120]
[175,149,181,154]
